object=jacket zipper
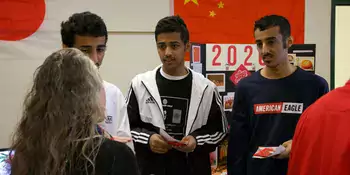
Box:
[186,85,208,168]
[188,85,208,134]
[141,81,167,174]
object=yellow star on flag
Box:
[209,10,216,17]
[218,1,224,8]
[184,0,199,5]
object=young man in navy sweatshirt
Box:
[227,15,329,175]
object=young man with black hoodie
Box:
[227,15,329,175]
[126,15,228,175]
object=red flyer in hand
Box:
[160,129,187,147]
[253,146,286,159]
[167,141,187,147]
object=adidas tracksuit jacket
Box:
[126,66,228,175]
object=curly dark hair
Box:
[61,11,108,47]
[155,15,189,44]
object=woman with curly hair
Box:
[9,48,140,175]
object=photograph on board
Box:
[223,93,234,111]
[288,54,297,66]
[298,57,314,71]
[206,73,225,92]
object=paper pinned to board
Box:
[192,63,202,74]
[252,145,286,159]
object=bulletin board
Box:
[189,43,316,175]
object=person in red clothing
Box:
[288,80,350,175]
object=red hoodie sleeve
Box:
[288,93,350,175]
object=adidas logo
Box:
[146,97,156,104]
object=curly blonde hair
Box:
[10,48,105,175]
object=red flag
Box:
[174,0,305,44]
[0,0,46,41]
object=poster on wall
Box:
[205,44,263,72]
[206,73,226,92]
[190,43,316,175]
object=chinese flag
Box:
[174,0,305,45]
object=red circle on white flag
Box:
[0,0,46,41]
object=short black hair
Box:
[254,14,291,42]
[60,11,108,47]
[155,15,189,44]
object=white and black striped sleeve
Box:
[189,88,228,153]
[126,86,158,147]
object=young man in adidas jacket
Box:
[126,15,228,175]
[60,12,134,150]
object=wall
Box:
[334,6,350,88]
[305,0,331,85]
[0,0,332,148]
[0,0,169,148]
[99,33,160,93]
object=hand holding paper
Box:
[149,134,172,154]
[253,145,286,159]
[159,129,196,152]
[173,135,197,153]
[273,140,292,159]
[159,129,187,147]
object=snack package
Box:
[252,145,286,159]
[160,129,187,147]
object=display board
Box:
[190,43,316,175]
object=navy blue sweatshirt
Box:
[227,67,329,175]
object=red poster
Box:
[192,45,201,63]
[230,64,251,85]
